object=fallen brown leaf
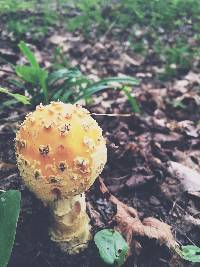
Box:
[87,202,105,228]
[168,161,200,194]
[0,162,16,172]
[125,174,154,189]
[177,120,200,138]
[49,35,67,45]
[98,177,177,258]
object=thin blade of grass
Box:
[18,41,39,69]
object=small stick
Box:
[92,113,134,117]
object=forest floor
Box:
[0,10,200,267]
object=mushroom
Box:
[15,101,107,254]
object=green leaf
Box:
[0,190,21,267]
[2,99,18,107]
[0,87,8,94]
[10,93,30,105]
[0,87,30,105]
[15,65,39,84]
[75,84,111,102]
[18,41,39,68]
[94,229,128,266]
[75,77,140,113]
[37,69,48,104]
[180,245,200,263]
[91,76,140,87]
[47,68,140,110]
[47,68,83,86]
[121,86,140,113]
[17,41,49,104]
[171,99,186,109]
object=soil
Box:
[0,15,200,267]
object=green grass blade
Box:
[47,68,83,86]
[39,70,48,104]
[122,86,140,113]
[91,77,140,87]
[0,87,30,105]
[74,77,140,112]
[10,93,30,105]
[15,65,38,85]
[75,84,111,102]
[18,41,39,68]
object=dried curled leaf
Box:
[98,178,177,258]
[168,161,200,193]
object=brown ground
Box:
[0,18,200,267]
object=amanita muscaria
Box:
[15,101,107,254]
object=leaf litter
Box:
[0,11,200,267]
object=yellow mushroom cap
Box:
[15,102,107,203]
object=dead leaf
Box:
[98,177,177,258]
[122,53,144,66]
[188,191,200,198]
[176,93,200,106]
[185,71,200,84]
[141,217,176,247]
[168,161,200,193]
[184,214,200,228]
[0,162,16,172]
[87,202,105,228]
[0,65,14,78]
[125,174,154,189]
[174,80,189,90]
[49,35,67,45]
[174,150,200,173]
[136,72,152,78]
[177,120,199,138]
[153,133,183,147]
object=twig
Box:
[101,21,116,41]
[92,113,134,117]
[172,224,196,246]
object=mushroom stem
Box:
[49,194,91,254]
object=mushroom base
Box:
[49,194,91,254]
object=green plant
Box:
[178,245,200,263]
[6,11,58,41]
[156,39,193,80]
[16,41,48,104]
[64,0,200,33]
[170,99,187,109]
[51,47,70,69]
[0,0,34,13]
[2,0,200,83]
[7,20,30,38]
[47,69,140,112]
[94,229,128,266]
[0,87,30,105]
[63,0,200,81]
[0,190,21,267]
[66,0,108,33]
[14,41,140,112]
